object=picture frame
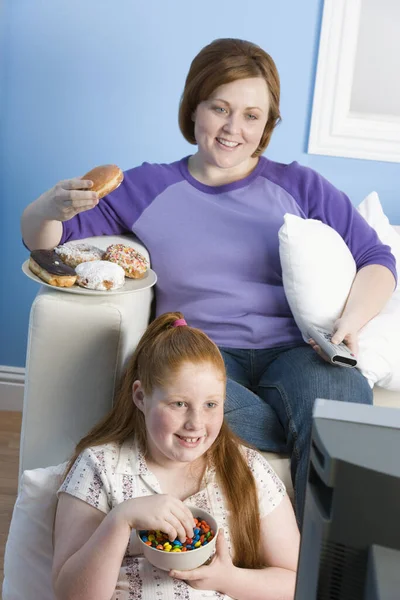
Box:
[308,0,400,163]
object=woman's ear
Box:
[191,109,196,122]
[132,380,145,412]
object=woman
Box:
[21,38,396,525]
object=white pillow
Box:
[2,463,66,600]
[279,192,400,390]
[278,214,356,335]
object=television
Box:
[294,399,400,600]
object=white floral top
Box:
[57,439,286,600]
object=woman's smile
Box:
[215,137,241,149]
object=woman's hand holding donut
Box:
[37,177,98,222]
[21,164,123,249]
[115,495,195,543]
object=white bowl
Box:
[137,505,219,571]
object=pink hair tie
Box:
[172,318,187,327]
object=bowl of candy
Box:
[137,505,219,571]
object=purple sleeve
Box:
[265,160,397,284]
[60,161,184,244]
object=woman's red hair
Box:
[179,38,281,156]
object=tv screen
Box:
[294,399,400,600]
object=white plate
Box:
[22,260,157,295]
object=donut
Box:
[54,242,105,268]
[75,260,125,291]
[104,244,149,279]
[29,250,77,287]
[80,164,124,199]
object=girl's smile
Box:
[174,433,206,448]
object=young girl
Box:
[52,312,300,600]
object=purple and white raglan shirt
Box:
[60,156,397,349]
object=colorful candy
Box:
[139,517,214,552]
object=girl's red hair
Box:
[63,312,264,568]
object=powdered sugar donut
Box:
[104,244,149,279]
[75,260,125,291]
[55,242,105,268]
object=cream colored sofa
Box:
[19,234,400,500]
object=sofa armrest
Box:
[19,234,153,476]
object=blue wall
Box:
[1,0,399,367]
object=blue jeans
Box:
[219,344,373,528]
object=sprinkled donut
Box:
[55,242,105,268]
[75,260,125,291]
[104,244,149,279]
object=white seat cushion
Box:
[2,464,66,600]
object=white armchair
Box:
[19,235,153,473]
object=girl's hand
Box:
[309,316,359,363]
[38,177,98,222]
[115,495,195,543]
[169,529,233,592]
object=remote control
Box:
[307,325,357,368]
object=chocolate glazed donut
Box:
[29,249,77,287]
